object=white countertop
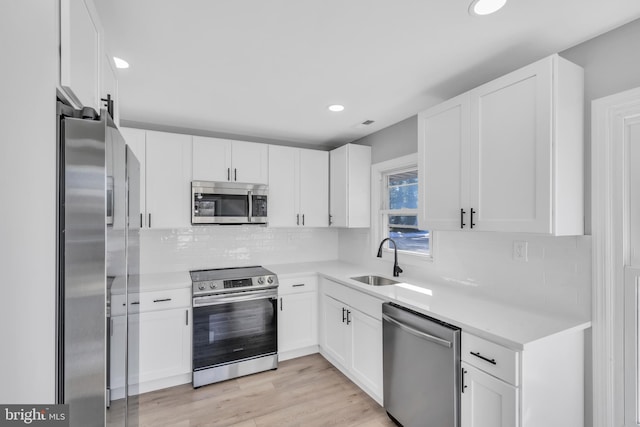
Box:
[265,260,591,351]
[125,260,590,350]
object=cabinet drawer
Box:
[278,275,318,295]
[462,332,519,386]
[322,278,383,320]
[129,288,191,313]
[110,294,127,317]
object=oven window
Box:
[192,297,277,369]
[194,194,248,217]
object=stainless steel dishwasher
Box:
[382,302,461,427]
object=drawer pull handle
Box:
[470,351,496,365]
[292,284,305,287]
[153,298,172,303]
[131,301,140,305]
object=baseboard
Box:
[129,372,192,396]
[279,345,319,362]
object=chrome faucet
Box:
[377,238,403,277]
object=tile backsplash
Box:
[139,224,591,319]
[338,229,592,319]
[139,226,339,274]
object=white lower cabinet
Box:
[320,278,383,404]
[461,329,584,427]
[321,295,350,366]
[126,288,192,395]
[349,307,383,397]
[278,275,318,360]
[461,362,517,427]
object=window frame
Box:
[371,154,434,264]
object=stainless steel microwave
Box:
[191,181,268,225]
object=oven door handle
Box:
[193,290,277,307]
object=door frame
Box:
[592,86,640,427]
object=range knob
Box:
[198,283,205,291]
[209,282,216,289]
[267,276,274,284]
[257,277,265,285]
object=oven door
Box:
[192,289,278,370]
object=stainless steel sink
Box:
[350,275,400,286]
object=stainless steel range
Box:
[190,266,279,387]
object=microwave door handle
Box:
[248,190,253,223]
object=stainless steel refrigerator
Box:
[56,101,139,427]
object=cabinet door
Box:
[322,295,349,367]
[60,0,101,110]
[268,145,298,227]
[109,315,127,400]
[329,145,348,227]
[278,292,318,353]
[418,93,470,231]
[146,131,192,228]
[128,308,191,387]
[102,54,118,125]
[299,149,329,227]
[192,136,232,182]
[350,309,383,400]
[461,363,518,427]
[232,141,268,184]
[121,128,146,227]
[346,144,371,228]
[469,57,552,233]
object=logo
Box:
[0,405,69,427]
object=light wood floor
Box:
[135,353,396,427]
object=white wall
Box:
[139,227,339,274]
[0,0,57,403]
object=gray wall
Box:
[561,19,640,234]
[355,18,640,235]
[353,115,418,164]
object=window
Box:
[373,154,430,258]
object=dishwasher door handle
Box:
[382,314,453,348]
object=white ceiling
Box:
[95,0,640,147]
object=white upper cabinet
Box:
[192,137,231,182]
[121,128,146,227]
[329,144,371,228]
[419,93,471,231]
[192,136,268,184]
[268,145,329,228]
[268,145,298,227]
[145,131,192,229]
[60,0,102,111]
[418,54,584,235]
[232,140,269,184]
[101,53,118,124]
[299,149,329,227]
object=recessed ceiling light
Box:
[328,104,345,112]
[469,0,507,16]
[113,57,130,69]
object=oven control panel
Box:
[192,274,279,297]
